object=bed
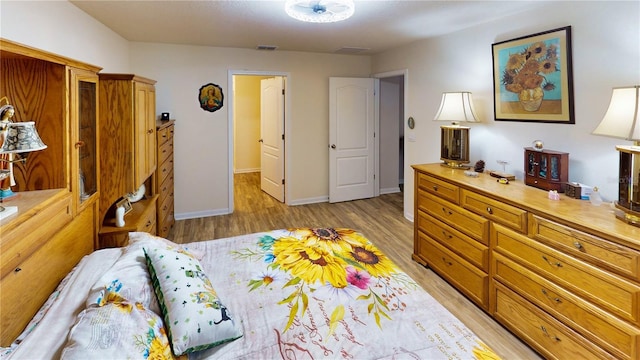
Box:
[1,228,500,359]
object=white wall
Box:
[233,75,266,173]
[128,43,371,217]
[0,1,130,72]
[372,1,640,220]
[4,1,638,222]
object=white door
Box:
[329,77,376,203]
[260,77,285,202]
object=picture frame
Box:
[198,83,224,113]
[115,197,132,215]
[492,26,574,123]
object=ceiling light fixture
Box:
[285,0,355,23]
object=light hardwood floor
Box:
[169,172,542,360]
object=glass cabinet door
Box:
[78,80,97,202]
[70,68,99,213]
[527,152,536,176]
[539,155,547,178]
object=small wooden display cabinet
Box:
[524,147,569,192]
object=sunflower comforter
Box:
[190,228,499,359]
[2,228,500,360]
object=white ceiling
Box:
[70,1,545,55]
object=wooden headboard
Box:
[0,38,101,347]
[0,190,94,346]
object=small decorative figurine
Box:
[474,160,485,173]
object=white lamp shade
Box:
[593,86,640,141]
[285,0,355,23]
[0,121,47,154]
[434,92,480,124]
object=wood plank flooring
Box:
[169,172,542,360]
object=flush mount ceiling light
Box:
[285,0,355,23]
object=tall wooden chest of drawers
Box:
[412,163,640,360]
[155,120,175,238]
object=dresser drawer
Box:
[417,211,488,269]
[158,135,173,166]
[137,201,157,233]
[461,189,527,233]
[530,214,640,281]
[157,198,175,239]
[158,152,174,182]
[157,124,174,146]
[157,169,174,204]
[494,253,640,360]
[417,190,489,242]
[494,283,615,360]
[493,223,640,324]
[416,172,459,204]
[419,232,488,309]
[158,187,174,222]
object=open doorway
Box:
[376,70,406,196]
[228,70,290,213]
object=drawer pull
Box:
[486,207,493,214]
[542,255,563,268]
[573,241,583,250]
[541,289,562,304]
[14,267,22,273]
[433,185,438,191]
[441,231,452,239]
[441,207,453,215]
[540,326,561,342]
[441,257,453,266]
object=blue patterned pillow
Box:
[143,247,243,355]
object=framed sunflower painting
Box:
[492,26,574,123]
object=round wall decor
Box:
[199,83,224,112]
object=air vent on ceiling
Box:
[335,47,370,54]
[256,45,278,51]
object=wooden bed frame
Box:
[0,38,101,347]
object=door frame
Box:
[227,70,291,213]
[372,68,408,207]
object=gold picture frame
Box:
[198,83,224,113]
[492,26,574,123]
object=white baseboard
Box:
[288,196,329,206]
[234,168,260,174]
[175,208,230,221]
[380,187,401,195]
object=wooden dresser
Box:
[155,120,175,238]
[412,163,640,360]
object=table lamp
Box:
[0,98,48,215]
[433,92,480,169]
[592,85,640,227]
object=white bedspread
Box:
[2,248,122,360]
[3,229,499,360]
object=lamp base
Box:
[440,161,470,170]
[0,188,17,201]
[613,202,640,228]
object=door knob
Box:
[331,144,336,149]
